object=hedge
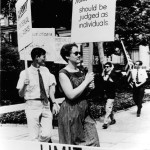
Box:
[0,110,27,124]
[1,87,150,124]
[0,91,137,124]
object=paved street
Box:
[0,101,150,150]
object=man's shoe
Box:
[102,124,108,129]
[137,108,141,117]
[110,119,116,125]
[137,113,140,117]
[48,139,52,143]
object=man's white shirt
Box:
[131,68,148,83]
[17,65,56,100]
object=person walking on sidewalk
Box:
[131,60,148,117]
[58,43,100,146]
[102,62,118,129]
[16,47,60,142]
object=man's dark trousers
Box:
[133,84,145,114]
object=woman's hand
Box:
[52,102,60,115]
[85,72,95,85]
[88,80,95,89]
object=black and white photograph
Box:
[1,0,150,150]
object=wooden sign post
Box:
[88,42,94,73]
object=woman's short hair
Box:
[31,47,46,60]
[60,43,78,62]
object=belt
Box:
[27,98,44,101]
[136,82,141,84]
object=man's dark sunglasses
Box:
[73,51,82,56]
[104,65,110,68]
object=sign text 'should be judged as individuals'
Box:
[71,0,116,43]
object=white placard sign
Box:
[16,0,32,51]
[0,140,101,150]
[19,28,55,61]
[71,0,116,43]
[54,37,71,64]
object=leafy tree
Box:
[1,41,21,72]
[1,0,17,24]
[103,0,150,56]
[0,40,24,104]
[115,0,150,47]
[116,0,150,34]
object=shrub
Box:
[0,91,149,123]
[0,110,27,124]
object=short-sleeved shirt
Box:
[16,65,56,100]
[131,68,148,83]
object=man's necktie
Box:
[136,69,139,83]
[38,69,48,105]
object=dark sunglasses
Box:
[104,65,110,68]
[72,51,82,56]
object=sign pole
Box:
[24,48,28,70]
[97,42,105,70]
[22,45,30,79]
[88,42,93,73]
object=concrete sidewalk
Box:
[0,101,150,150]
[96,101,150,149]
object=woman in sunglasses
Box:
[58,43,100,146]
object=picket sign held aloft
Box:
[71,0,116,43]
[15,0,32,51]
[19,28,56,62]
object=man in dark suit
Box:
[102,62,118,129]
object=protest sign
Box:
[0,140,101,150]
[16,0,32,51]
[19,28,55,61]
[71,0,116,43]
[54,37,71,64]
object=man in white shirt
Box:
[131,60,148,117]
[17,47,60,142]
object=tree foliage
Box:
[1,0,17,23]
[116,0,150,34]
[115,0,150,47]
[1,41,21,72]
[104,0,150,56]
